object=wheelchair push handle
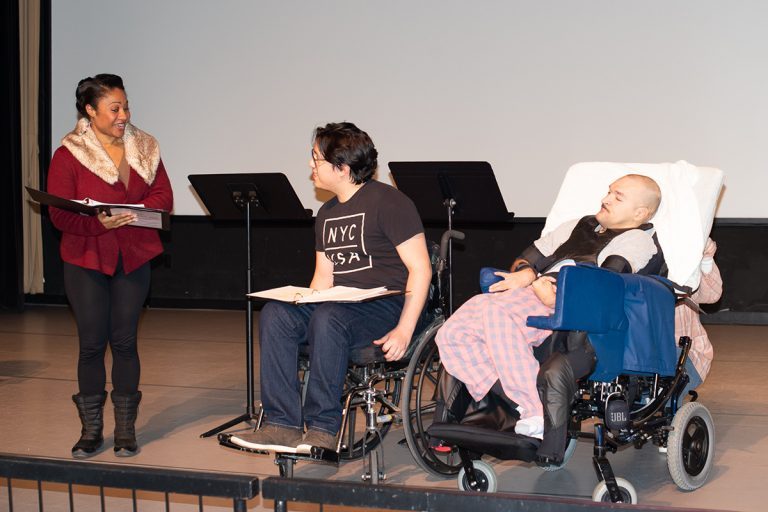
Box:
[439,230,465,261]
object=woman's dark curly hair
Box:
[75,74,125,119]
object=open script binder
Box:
[248,285,402,304]
[26,187,170,231]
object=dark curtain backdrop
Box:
[39,0,54,297]
[1,0,23,311]
[39,1,50,193]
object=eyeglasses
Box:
[311,149,329,167]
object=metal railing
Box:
[0,453,258,511]
[261,477,728,512]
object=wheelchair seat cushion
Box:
[347,344,387,365]
[298,343,388,366]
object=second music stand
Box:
[389,161,513,313]
[189,173,310,438]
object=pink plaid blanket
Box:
[436,286,553,420]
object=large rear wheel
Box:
[401,324,464,477]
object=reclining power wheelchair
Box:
[412,264,714,504]
[399,161,724,504]
[218,230,464,482]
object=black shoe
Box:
[535,453,563,468]
[72,392,107,459]
[112,391,141,457]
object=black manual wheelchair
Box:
[402,264,715,504]
[218,230,464,482]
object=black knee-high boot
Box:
[72,392,107,458]
[112,391,142,456]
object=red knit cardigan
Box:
[47,146,173,275]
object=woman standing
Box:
[47,74,173,458]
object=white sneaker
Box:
[515,415,544,440]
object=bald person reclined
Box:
[435,174,664,439]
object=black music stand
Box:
[189,173,310,438]
[389,162,513,313]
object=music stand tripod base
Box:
[188,173,310,438]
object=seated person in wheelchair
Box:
[231,122,432,453]
[435,174,663,439]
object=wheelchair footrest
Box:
[217,432,269,455]
[275,447,340,466]
[427,422,540,462]
[218,432,341,465]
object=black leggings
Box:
[63,259,150,395]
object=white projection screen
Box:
[52,1,768,217]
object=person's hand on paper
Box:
[98,211,136,229]
[374,326,411,361]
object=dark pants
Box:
[259,296,405,435]
[63,259,150,395]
